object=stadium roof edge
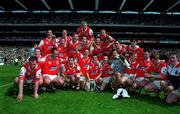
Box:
[0,10,179,15]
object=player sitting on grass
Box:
[143,53,167,96]
[109,50,130,90]
[99,56,113,92]
[121,53,139,88]
[160,53,180,103]
[86,54,102,91]
[127,49,152,92]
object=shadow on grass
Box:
[129,92,179,107]
[4,85,180,107]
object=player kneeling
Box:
[14,56,43,101]
[61,56,81,90]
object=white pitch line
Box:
[0,82,13,88]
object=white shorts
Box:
[136,77,145,82]
[153,80,161,89]
[43,74,58,81]
[103,77,111,83]
[80,76,86,81]
[123,73,135,79]
[171,89,180,96]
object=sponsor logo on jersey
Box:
[91,70,97,74]
[84,64,89,68]
[97,53,103,56]
[49,66,57,71]
[69,74,75,77]
[104,70,109,74]
[138,66,147,70]
[48,46,53,50]
[70,50,75,53]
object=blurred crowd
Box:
[0,45,30,65]
[0,44,179,65]
[0,14,180,25]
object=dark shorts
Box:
[172,83,180,90]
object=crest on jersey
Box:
[27,72,30,76]
[48,61,52,64]
[56,60,59,65]
[73,69,76,72]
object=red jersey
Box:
[102,42,113,57]
[151,60,167,80]
[37,56,46,68]
[100,62,113,78]
[87,63,102,79]
[38,38,57,57]
[77,26,94,41]
[97,33,114,41]
[124,58,140,75]
[62,36,71,44]
[19,63,41,81]
[42,56,62,75]
[116,45,126,55]
[126,45,144,62]
[61,63,81,79]
[67,40,80,58]
[79,41,90,53]
[77,54,91,76]
[57,45,67,60]
[136,59,152,77]
[92,44,104,61]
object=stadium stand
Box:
[0,0,179,64]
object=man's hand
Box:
[17,94,23,102]
[34,93,39,99]
[144,73,151,78]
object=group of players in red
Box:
[13,21,179,104]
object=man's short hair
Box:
[168,52,178,58]
[29,56,38,63]
[130,38,138,43]
[143,48,151,53]
[34,47,41,51]
[51,47,58,53]
[92,54,98,57]
[81,21,87,25]
[68,56,74,60]
[151,53,160,60]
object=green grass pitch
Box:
[0,65,179,114]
